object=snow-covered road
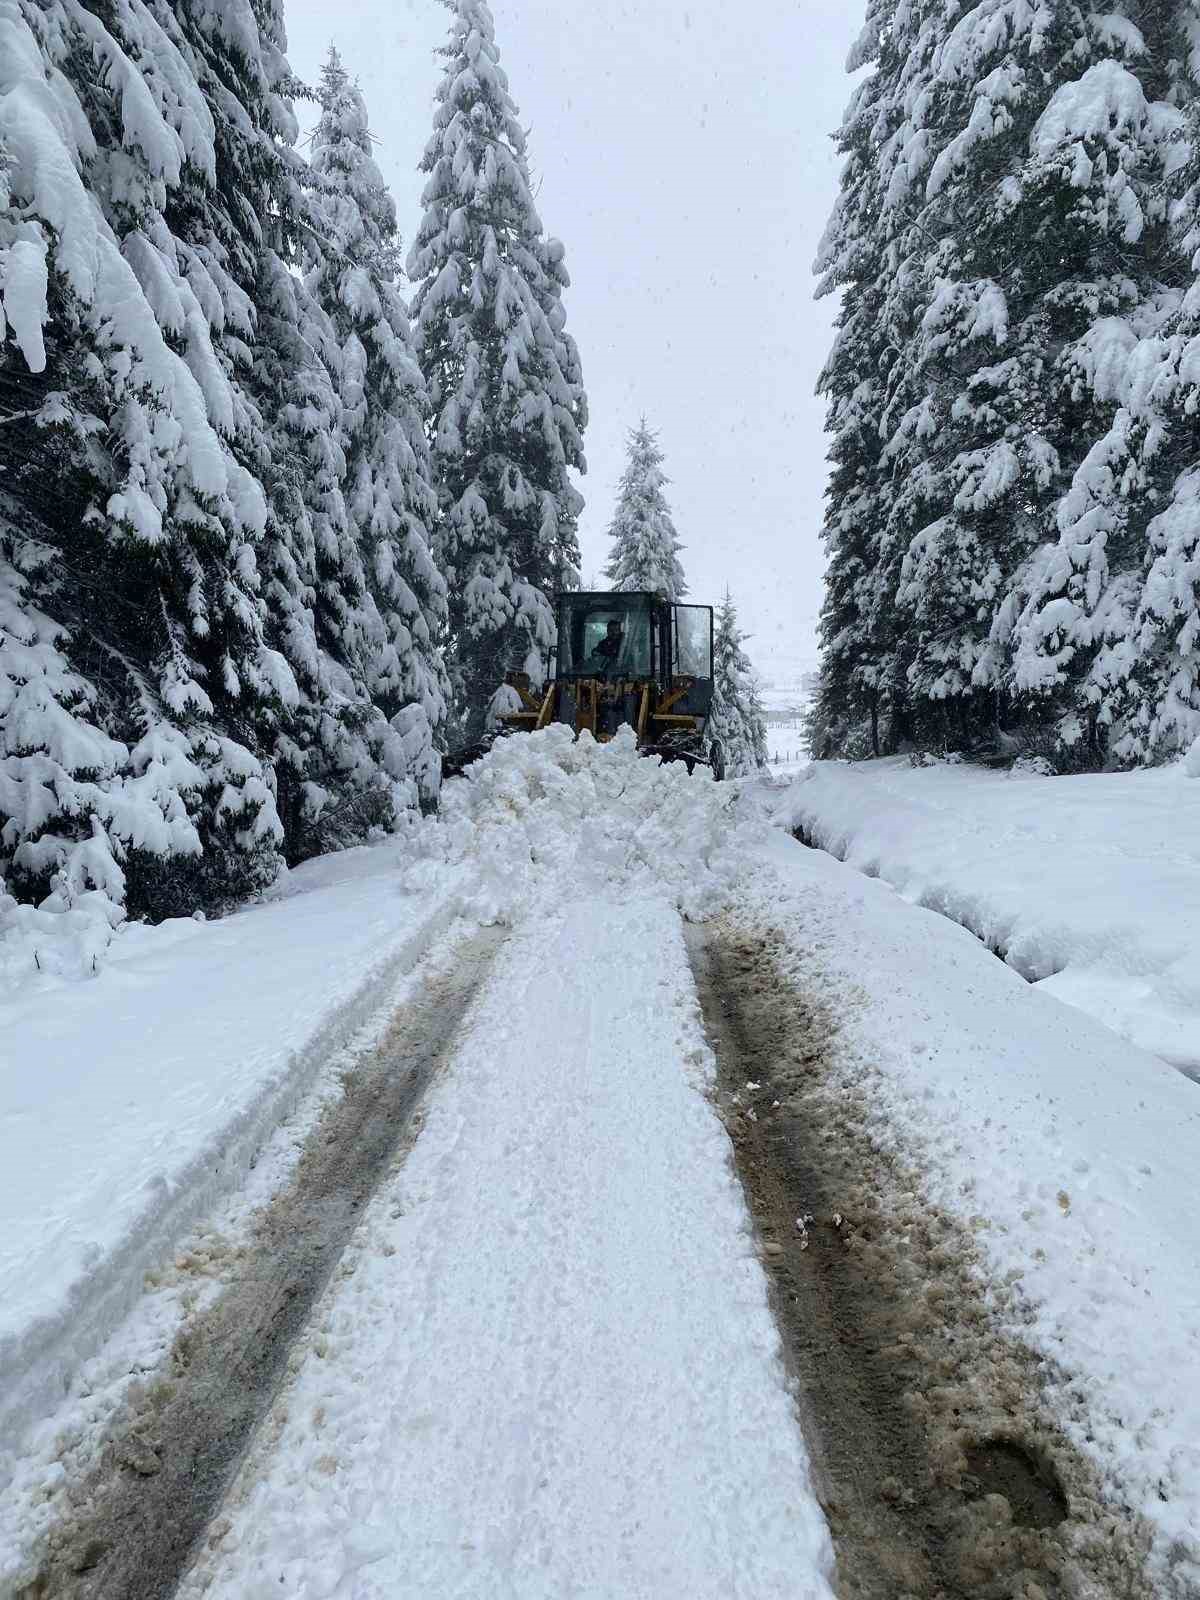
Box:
[180,895,835,1599]
[5,731,1200,1598]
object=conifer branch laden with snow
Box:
[1,0,288,933]
[604,419,687,600]
[407,0,587,747]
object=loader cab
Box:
[556,592,714,705]
[495,591,720,776]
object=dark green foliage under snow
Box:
[813,0,1200,768]
[0,1,448,934]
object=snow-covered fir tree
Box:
[306,48,448,808]
[1116,100,1200,763]
[604,419,686,598]
[408,0,587,747]
[811,0,929,758]
[1010,58,1200,765]
[2,2,455,957]
[814,0,1200,766]
[163,0,365,867]
[163,4,436,862]
[1,0,287,929]
[708,592,767,778]
[962,3,1200,762]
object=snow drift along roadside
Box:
[0,844,470,1466]
[771,757,1200,1073]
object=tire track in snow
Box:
[687,918,1159,1600]
[17,927,503,1600]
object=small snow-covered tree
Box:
[408,0,587,747]
[604,419,686,598]
[306,48,448,808]
[708,592,767,778]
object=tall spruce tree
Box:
[1117,102,1200,763]
[408,0,587,746]
[603,419,686,598]
[1009,41,1200,764]
[974,4,1200,762]
[162,1,424,863]
[307,48,448,808]
[708,592,767,778]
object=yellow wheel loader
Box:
[495,591,725,779]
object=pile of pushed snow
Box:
[408,725,757,922]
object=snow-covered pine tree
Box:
[2,0,287,928]
[603,419,686,598]
[306,47,448,809]
[811,0,929,758]
[1108,93,1200,764]
[815,0,1200,764]
[408,0,587,747]
[918,2,1200,761]
[161,2,409,864]
[708,592,767,778]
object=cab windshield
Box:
[558,598,654,678]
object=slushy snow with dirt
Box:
[2,731,1199,1595]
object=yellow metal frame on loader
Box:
[499,674,701,746]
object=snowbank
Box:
[739,833,1200,1592]
[0,840,470,1459]
[770,757,1200,1073]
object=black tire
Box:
[709,739,726,782]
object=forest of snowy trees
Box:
[812,0,1200,768]
[0,0,584,931]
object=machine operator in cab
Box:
[587,618,624,678]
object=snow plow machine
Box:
[496,590,725,779]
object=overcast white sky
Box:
[282,0,863,679]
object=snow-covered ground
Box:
[769,756,1200,1075]
[179,896,835,1600]
[4,731,1200,1595]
